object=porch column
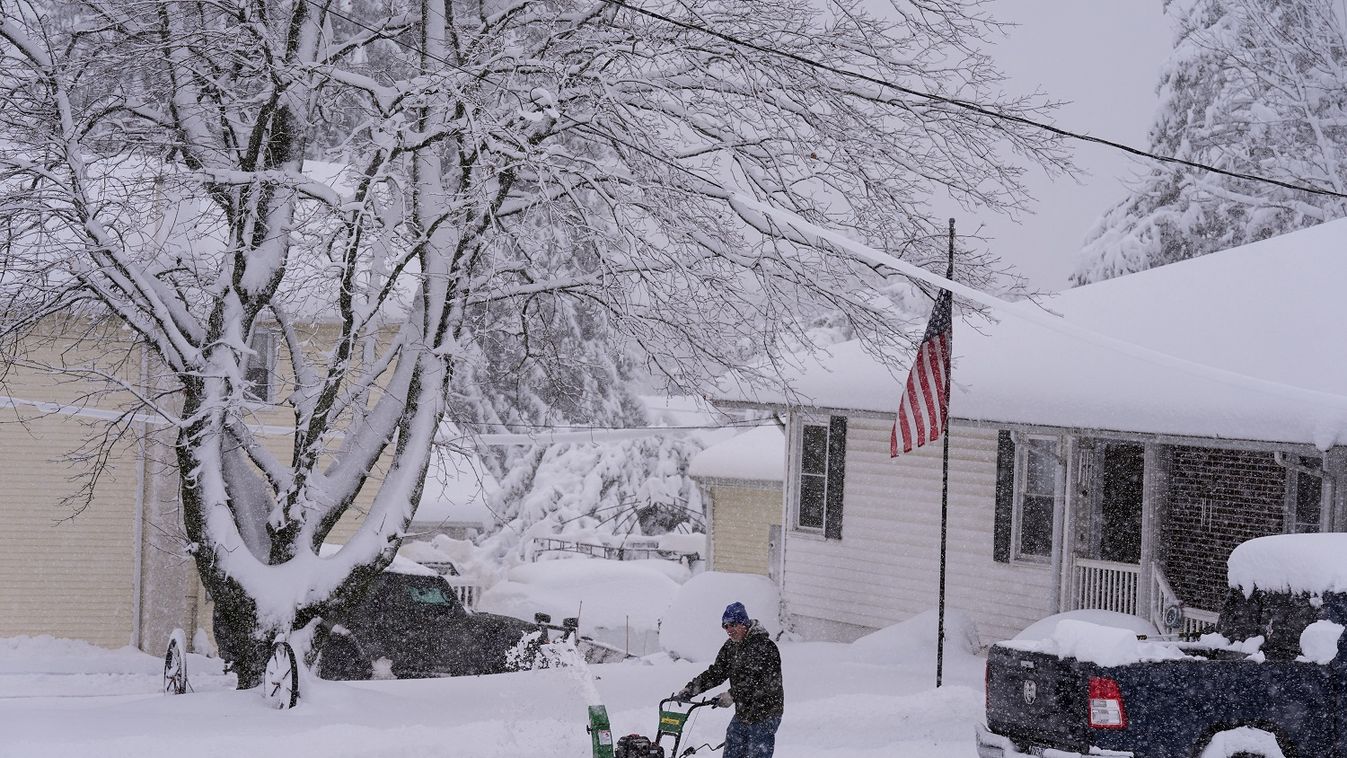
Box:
[1138,443,1171,625]
[1050,433,1072,613]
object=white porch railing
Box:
[1149,561,1177,629]
[1149,562,1218,635]
[1072,558,1140,616]
[1181,609,1219,636]
[1073,559,1220,636]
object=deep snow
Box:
[0,628,986,758]
[1,560,987,758]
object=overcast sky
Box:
[976,3,1173,290]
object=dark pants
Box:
[724,716,781,758]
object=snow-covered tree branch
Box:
[0,0,1067,688]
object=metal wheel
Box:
[262,640,300,709]
[163,632,187,695]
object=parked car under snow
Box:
[315,559,556,680]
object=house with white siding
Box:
[713,218,1347,646]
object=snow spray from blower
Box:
[507,630,723,757]
[507,632,613,756]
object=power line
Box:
[598,0,1347,201]
[310,0,1347,200]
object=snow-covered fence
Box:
[443,575,484,609]
[529,536,701,565]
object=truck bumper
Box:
[975,724,1134,758]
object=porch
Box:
[1057,438,1241,635]
[1070,557,1217,635]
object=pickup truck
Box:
[977,533,1347,758]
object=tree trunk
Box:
[207,582,273,690]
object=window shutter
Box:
[824,416,847,540]
[993,430,1015,563]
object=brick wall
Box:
[1161,446,1287,611]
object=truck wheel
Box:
[1196,727,1288,758]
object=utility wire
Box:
[308,0,1347,200]
[598,0,1347,201]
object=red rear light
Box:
[1088,676,1127,730]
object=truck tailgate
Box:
[985,645,1089,752]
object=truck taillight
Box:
[1088,676,1128,730]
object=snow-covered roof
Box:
[412,446,503,530]
[412,448,498,529]
[715,218,1347,448]
[318,543,438,576]
[687,424,785,481]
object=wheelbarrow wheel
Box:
[262,640,300,709]
[163,632,187,695]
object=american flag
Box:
[890,286,953,456]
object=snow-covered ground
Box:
[0,632,984,758]
[0,560,1012,753]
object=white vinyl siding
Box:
[782,417,1055,645]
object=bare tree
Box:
[0,0,1067,687]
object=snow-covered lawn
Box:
[0,627,985,758]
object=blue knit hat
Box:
[721,601,749,627]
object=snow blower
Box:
[588,697,725,758]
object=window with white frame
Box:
[994,431,1059,563]
[243,328,277,403]
[1014,437,1058,561]
[795,416,846,539]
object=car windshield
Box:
[407,585,453,606]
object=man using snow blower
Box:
[672,601,784,758]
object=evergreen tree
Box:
[1074,0,1347,285]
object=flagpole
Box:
[936,218,954,688]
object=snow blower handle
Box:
[654,697,723,758]
[660,696,720,709]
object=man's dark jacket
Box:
[682,621,784,724]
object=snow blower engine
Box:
[587,697,724,758]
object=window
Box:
[993,432,1059,563]
[1016,437,1058,560]
[243,328,277,402]
[795,416,846,539]
[1288,456,1323,534]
